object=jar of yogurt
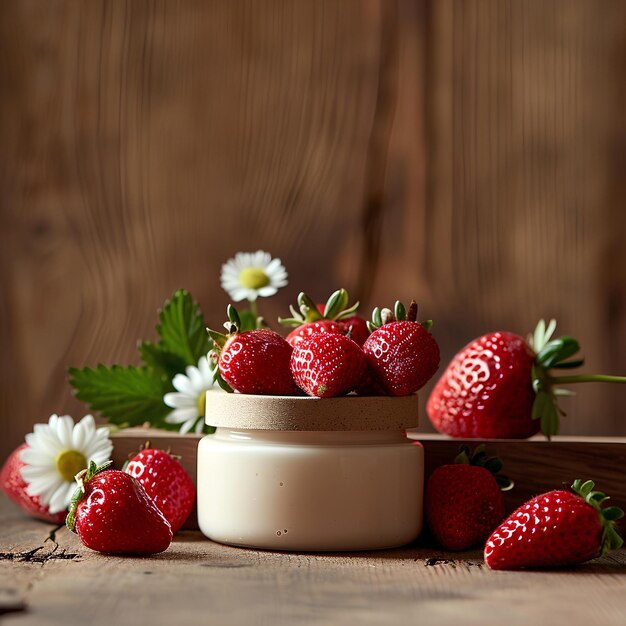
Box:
[197,391,423,551]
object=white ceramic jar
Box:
[197,392,423,551]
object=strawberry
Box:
[67,461,172,555]
[0,444,67,524]
[314,303,370,347]
[485,479,624,570]
[286,319,344,348]
[280,289,369,347]
[291,333,366,397]
[124,447,195,534]
[427,319,626,439]
[361,300,440,396]
[425,445,511,551]
[208,305,298,395]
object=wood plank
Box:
[0,0,393,462]
[1,495,625,625]
[110,429,626,532]
[423,0,626,436]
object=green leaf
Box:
[227,304,241,329]
[603,507,625,521]
[324,289,348,319]
[536,337,580,368]
[532,392,559,436]
[237,309,257,331]
[69,365,176,429]
[550,359,585,370]
[532,319,546,352]
[138,341,187,382]
[157,289,211,366]
[394,301,406,322]
[297,292,322,322]
[484,457,503,474]
[372,307,382,328]
[532,391,551,420]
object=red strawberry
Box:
[124,448,195,533]
[425,445,509,551]
[286,319,343,348]
[314,302,370,347]
[361,301,440,396]
[0,445,67,524]
[485,479,624,570]
[338,315,369,347]
[427,331,537,438]
[209,306,298,395]
[291,333,366,397]
[67,461,172,555]
[427,319,626,439]
[281,289,369,347]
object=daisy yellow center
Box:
[197,391,207,418]
[239,267,270,289]
[55,449,87,482]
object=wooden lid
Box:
[204,391,419,431]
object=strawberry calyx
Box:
[454,444,514,491]
[528,319,626,439]
[205,305,243,393]
[366,300,432,333]
[570,479,624,556]
[66,459,114,532]
[279,289,360,327]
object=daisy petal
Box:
[48,483,70,514]
[172,374,195,396]
[178,418,197,435]
[164,392,197,409]
[20,447,51,467]
[165,407,198,425]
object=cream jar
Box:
[197,392,423,551]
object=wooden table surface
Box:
[1,496,625,625]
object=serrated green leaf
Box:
[69,364,176,429]
[157,289,211,366]
[139,341,187,382]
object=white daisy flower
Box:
[220,250,288,302]
[164,356,216,435]
[20,414,113,515]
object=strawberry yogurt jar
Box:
[197,391,423,551]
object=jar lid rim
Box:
[204,392,419,431]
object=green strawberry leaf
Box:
[138,341,187,382]
[68,364,177,430]
[156,289,211,366]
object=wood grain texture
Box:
[0,0,392,460]
[110,429,626,533]
[2,0,626,463]
[1,495,626,625]
[422,0,626,435]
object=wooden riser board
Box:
[112,429,626,532]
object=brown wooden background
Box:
[1,0,625,461]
